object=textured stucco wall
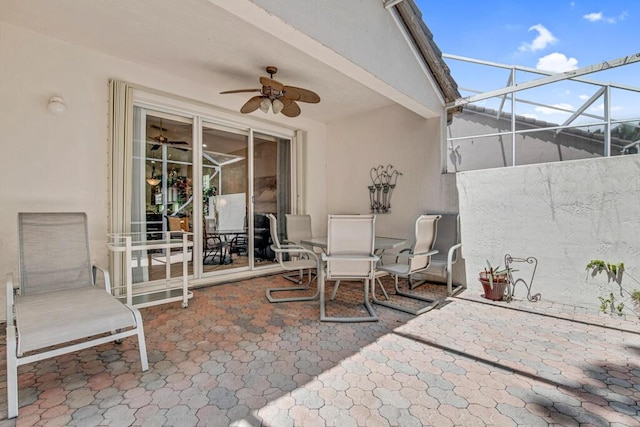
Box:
[457,155,640,312]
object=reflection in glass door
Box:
[253,132,291,263]
[201,124,249,273]
[131,108,194,284]
[130,104,293,281]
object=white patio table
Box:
[301,236,407,321]
[300,236,406,252]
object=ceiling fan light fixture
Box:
[259,98,271,113]
[272,98,284,114]
[146,163,161,186]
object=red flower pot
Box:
[479,274,508,301]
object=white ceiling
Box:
[0,0,395,123]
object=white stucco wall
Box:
[457,155,640,312]
[325,104,463,279]
[0,23,327,306]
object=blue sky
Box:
[414,0,640,124]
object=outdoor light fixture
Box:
[47,96,66,115]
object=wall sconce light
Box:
[47,96,66,115]
[368,164,402,214]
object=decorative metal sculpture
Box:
[368,165,402,214]
[504,254,540,302]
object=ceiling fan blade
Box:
[281,100,301,117]
[284,86,320,103]
[259,76,284,92]
[150,124,168,131]
[220,89,261,94]
[240,96,264,114]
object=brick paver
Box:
[0,275,639,426]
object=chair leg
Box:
[283,268,305,285]
[330,280,341,300]
[266,270,320,303]
[131,308,149,371]
[408,273,428,290]
[321,278,378,323]
[7,324,18,419]
[371,274,440,316]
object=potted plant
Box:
[479,261,512,301]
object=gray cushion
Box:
[15,287,137,354]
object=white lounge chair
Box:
[5,212,148,419]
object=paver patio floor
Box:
[1,275,639,426]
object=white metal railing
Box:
[444,53,640,172]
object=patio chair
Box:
[265,214,320,302]
[320,214,379,322]
[203,217,230,265]
[418,213,464,296]
[5,212,149,419]
[372,214,441,315]
[283,214,321,284]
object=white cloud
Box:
[579,94,589,100]
[583,11,627,23]
[536,52,579,72]
[590,103,624,112]
[535,103,574,115]
[583,12,603,22]
[519,24,557,52]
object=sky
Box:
[414,0,640,124]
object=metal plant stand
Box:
[504,254,540,302]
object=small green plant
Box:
[632,290,640,306]
[586,260,640,317]
[598,292,625,316]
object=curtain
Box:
[108,79,134,287]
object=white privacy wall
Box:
[457,155,640,311]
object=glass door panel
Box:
[132,109,194,284]
[201,123,249,273]
[253,133,291,265]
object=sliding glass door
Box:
[129,103,293,283]
[201,123,249,273]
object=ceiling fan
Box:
[220,66,320,118]
[148,119,189,151]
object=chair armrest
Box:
[92,265,112,294]
[408,249,439,260]
[6,273,17,324]
[447,243,462,270]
